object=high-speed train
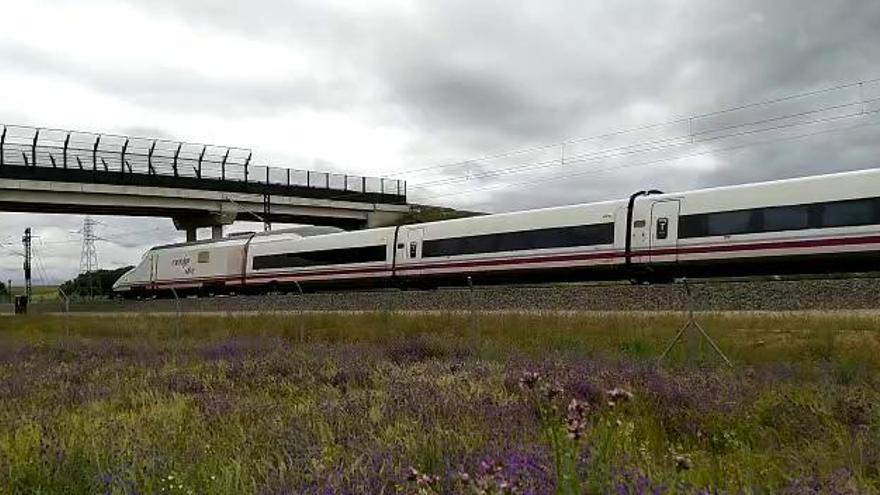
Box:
[113,168,880,297]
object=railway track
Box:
[9,274,880,314]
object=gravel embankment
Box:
[7,277,880,314]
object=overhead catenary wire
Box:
[314,77,880,205]
[31,242,55,286]
[38,225,170,246]
[416,109,880,203]
[408,96,880,190]
[379,76,880,179]
[0,247,22,257]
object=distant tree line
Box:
[0,280,6,298]
[391,204,484,225]
[59,266,133,298]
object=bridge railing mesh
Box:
[0,124,406,200]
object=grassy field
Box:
[30,286,60,302]
[2,285,60,303]
[0,311,878,493]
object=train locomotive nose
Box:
[113,270,131,291]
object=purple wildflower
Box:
[565,399,590,441]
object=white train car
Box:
[394,199,625,286]
[113,236,253,296]
[113,227,345,296]
[245,227,396,290]
[628,168,880,280]
[114,168,880,296]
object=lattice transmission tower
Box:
[79,216,100,297]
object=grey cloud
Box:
[0,41,370,117]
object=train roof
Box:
[144,167,880,252]
[148,225,345,251]
[651,166,880,200]
[405,198,626,230]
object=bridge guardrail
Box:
[0,124,406,203]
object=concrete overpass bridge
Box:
[0,124,409,241]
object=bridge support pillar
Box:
[173,211,236,242]
[366,210,409,228]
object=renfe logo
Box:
[172,257,195,275]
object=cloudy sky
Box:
[2,0,880,285]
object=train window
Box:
[707,210,754,236]
[764,205,809,232]
[680,196,880,239]
[252,245,386,270]
[422,223,614,258]
[678,215,708,238]
[197,251,210,263]
[656,218,668,239]
[822,199,876,228]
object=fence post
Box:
[58,287,71,337]
[292,280,305,344]
[0,126,6,167]
[467,276,478,340]
[244,151,252,183]
[62,132,69,169]
[92,135,100,171]
[170,287,182,339]
[197,145,206,179]
[221,149,229,180]
[121,138,129,174]
[31,129,39,167]
[172,142,182,177]
[147,141,156,174]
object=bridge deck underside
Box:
[0,199,370,229]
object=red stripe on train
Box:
[129,233,880,289]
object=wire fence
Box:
[0,124,406,201]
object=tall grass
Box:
[0,311,878,493]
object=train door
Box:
[627,201,652,265]
[149,252,158,289]
[396,227,424,276]
[649,200,680,263]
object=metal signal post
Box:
[22,228,32,299]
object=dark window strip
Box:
[422,223,614,258]
[679,197,880,239]
[253,245,386,270]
